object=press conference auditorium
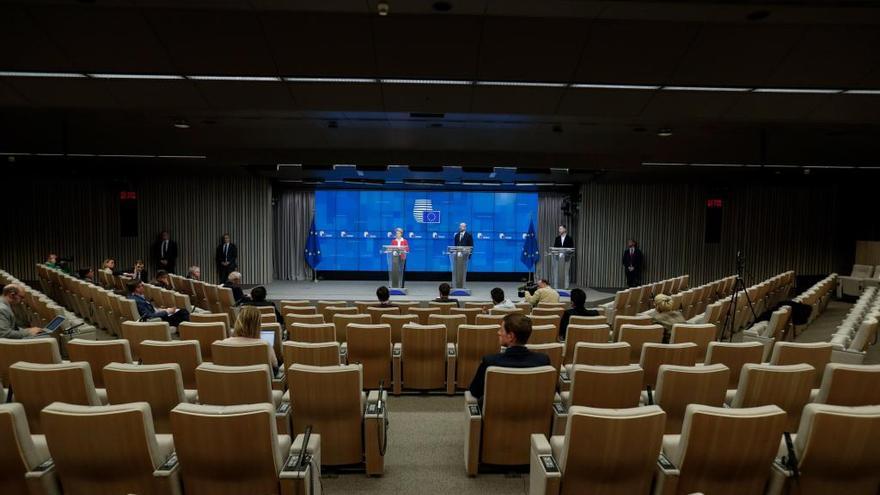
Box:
[2,1,880,494]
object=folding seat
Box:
[366,306,399,324]
[639,342,698,389]
[489,307,523,316]
[464,365,557,476]
[729,363,815,432]
[669,323,716,362]
[346,323,393,389]
[705,341,764,389]
[531,406,665,495]
[428,313,467,344]
[393,323,453,395]
[9,362,104,433]
[450,307,482,325]
[743,305,792,360]
[531,307,564,318]
[428,301,457,314]
[618,324,664,363]
[464,301,494,311]
[562,324,611,364]
[282,341,342,367]
[316,300,346,312]
[568,315,606,326]
[529,315,561,335]
[104,362,194,433]
[767,404,880,495]
[178,321,226,362]
[283,312,324,330]
[139,340,202,389]
[611,315,653,341]
[195,362,290,434]
[171,402,319,494]
[475,313,505,326]
[651,364,729,434]
[287,364,386,474]
[0,338,62,391]
[554,364,643,434]
[66,339,133,389]
[526,342,564,375]
[529,323,559,345]
[654,404,787,495]
[333,313,371,344]
[321,305,357,327]
[41,402,180,495]
[409,306,443,324]
[0,402,59,494]
[211,340,285,390]
[380,313,419,343]
[770,341,832,388]
[121,321,173,362]
[453,324,500,391]
[289,322,336,343]
[392,301,420,314]
[813,363,880,406]
[831,318,878,364]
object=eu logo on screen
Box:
[422,210,441,223]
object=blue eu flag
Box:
[304,217,322,269]
[521,219,540,271]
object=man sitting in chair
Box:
[468,314,550,403]
[521,278,560,306]
[376,286,396,308]
[127,280,190,327]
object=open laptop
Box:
[33,315,66,336]
[259,329,276,348]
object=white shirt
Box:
[560,235,566,244]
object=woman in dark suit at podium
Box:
[390,227,409,288]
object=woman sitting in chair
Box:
[223,306,278,372]
[651,293,686,342]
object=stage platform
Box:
[263,280,616,306]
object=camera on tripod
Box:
[517,283,538,298]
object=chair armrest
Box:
[464,394,483,476]
[552,399,568,436]
[392,343,402,395]
[340,342,348,362]
[446,343,456,395]
[529,434,560,495]
[280,433,322,495]
[831,348,866,364]
[25,459,62,495]
[764,459,794,495]
[464,390,478,405]
[653,453,680,495]
[364,391,387,476]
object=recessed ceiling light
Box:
[88,73,184,80]
[380,78,472,85]
[476,81,566,88]
[173,120,191,129]
[283,77,376,83]
[378,1,389,16]
[0,71,86,78]
[571,83,660,90]
[657,129,673,137]
[753,88,842,94]
[187,75,280,82]
[661,86,751,92]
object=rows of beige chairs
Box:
[838,263,880,298]
[794,274,837,329]
[643,274,737,321]
[1,269,94,338]
[827,286,879,364]
[600,275,691,323]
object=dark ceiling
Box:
[1,0,880,183]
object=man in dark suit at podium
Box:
[553,225,573,248]
[454,222,473,247]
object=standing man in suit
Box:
[216,233,238,283]
[152,230,178,274]
[468,314,551,403]
[454,222,473,248]
[622,239,643,288]
[553,225,574,248]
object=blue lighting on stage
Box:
[314,190,538,272]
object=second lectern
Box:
[446,245,472,295]
[547,247,575,291]
[382,245,407,294]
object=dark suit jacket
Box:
[553,235,574,248]
[216,243,238,269]
[559,306,600,340]
[131,270,148,283]
[622,248,644,272]
[468,345,551,400]
[222,281,250,305]
[433,297,460,308]
[152,239,178,271]
[454,231,474,247]
[129,294,166,320]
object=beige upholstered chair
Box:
[453,324,500,391]
[618,324,664,363]
[104,362,193,433]
[769,342,833,388]
[139,340,203,390]
[814,363,880,406]
[332,313,371,344]
[464,366,556,476]
[569,341,630,367]
[316,300,346,312]
[450,307,482,325]
[531,405,666,495]
[0,403,59,495]
[120,321,172,362]
[529,315,561,338]
[554,364,643,434]
[568,315,606,327]
[767,404,880,495]
[354,301,376,313]
[380,314,419,344]
[171,402,319,494]
[729,363,815,432]
[279,300,311,307]
[282,305,318,316]
[476,313,506,326]
[428,301,458,314]
[42,402,180,495]
[427,314,467,344]
[345,323,393,389]
[66,339,133,388]
[652,364,730,434]
[562,324,611,364]
[529,324,559,345]
[531,307,565,318]
[490,307,522,316]
[705,341,764,389]
[393,301,420,315]
[639,342,698,389]
[178,321,227,363]
[287,363,386,475]
[189,312,230,330]
[195,363,289,434]
[320,305,356,326]
[282,341,341,367]
[669,323,716,362]
[526,343,564,375]
[283,313,324,330]
[464,301,494,312]
[654,404,787,495]
[288,322,335,343]
[612,315,652,341]
[211,340,284,390]
[367,306,400,324]
[10,362,104,433]
[409,306,442,325]
[393,324,452,395]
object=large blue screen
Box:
[314,190,538,272]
